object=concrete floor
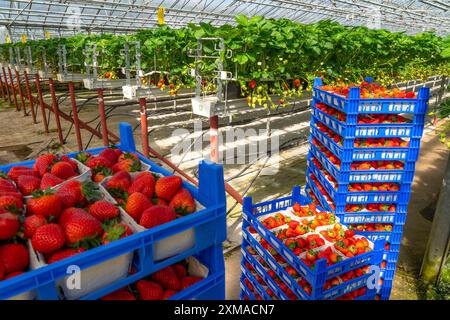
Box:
[1,96,449,300]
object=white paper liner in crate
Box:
[29,184,134,300]
[101,171,205,261]
[24,158,91,201]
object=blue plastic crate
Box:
[242,187,384,294]
[312,78,430,115]
[241,248,289,300]
[242,230,377,300]
[377,283,393,300]
[310,117,419,162]
[240,265,273,300]
[240,279,257,300]
[0,122,227,300]
[311,105,422,139]
[310,142,416,184]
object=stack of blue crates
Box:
[305,77,430,299]
[0,122,227,300]
[240,186,384,300]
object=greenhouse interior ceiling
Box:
[0,0,449,42]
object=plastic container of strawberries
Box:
[242,186,384,299]
[0,122,227,300]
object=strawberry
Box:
[0,262,4,280]
[0,195,23,212]
[128,173,155,197]
[101,289,136,300]
[86,156,113,170]
[50,161,76,180]
[88,200,119,222]
[125,192,152,222]
[56,181,100,208]
[59,208,87,229]
[17,175,41,196]
[112,158,141,173]
[34,154,58,176]
[169,188,195,215]
[150,266,181,290]
[40,173,64,189]
[181,276,203,289]
[23,214,47,239]
[118,152,139,162]
[155,176,182,201]
[0,243,29,273]
[47,248,86,264]
[136,280,163,300]
[106,171,132,196]
[0,178,17,192]
[153,198,168,206]
[162,289,177,300]
[0,210,20,240]
[139,205,176,229]
[60,155,79,171]
[27,190,63,219]
[101,223,132,245]
[75,152,92,164]
[98,148,118,164]
[172,263,187,279]
[31,223,65,254]
[4,271,25,279]
[7,169,39,183]
[62,209,103,247]
[93,169,112,183]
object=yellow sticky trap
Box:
[45,31,51,40]
[157,7,165,25]
[21,34,27,44]
[5,36,11,43]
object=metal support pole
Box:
[139,97,150,158]
[24,71,37,124]
[421,153,450,284]
[7,67,19,111]
[15,69,27,116]
[2,67,12,103]
[35,74,49,133]
[69,82,83,151]
[97,89,109,146]
[0,70,5,100]
[210,115,219,163]
[48,78,65,145]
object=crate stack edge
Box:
[305,77,430,300]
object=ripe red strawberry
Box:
[60,155,79,171]
[0,210,20,240]
[150,266,181,290]
[4,271,25,279]
[0,195,23,212]
[0,243,29,273]
[155,176,182,201]
[181,276,203,289]
[125,192,152,222]
[0,178,17,192]
[101,289,136,300]
[153,198,168,206]
[88,200,119,222]
[31,223,65,254]
[139,205,176,229]
[0,191,22,201]
[172,263,187,279]
[17,175,41,196]
[26,190,63,219]
[169,188,196,215]
[106,171,132,195]
[56,181,100,208]
[162,289,177,300]
[34,154,58,176]
[128,174,155,197]
[47,248,86,264]
[50,161,76,180]
[40,173,64,189]
[112,158,141,173]
[62,209,103,247]
[99,148,119,164]
[86,156,113,170]
[0,261,4,280]
[101,223,132,245]
[7,168,40,183]
[136,280,163,300]
[23,214,47,239]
